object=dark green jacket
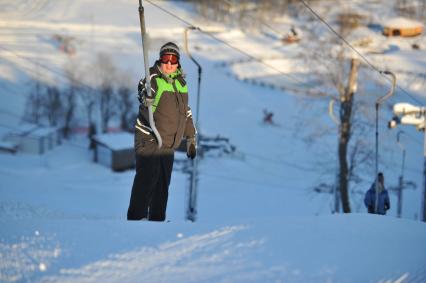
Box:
[136,62,196,149]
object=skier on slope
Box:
[364,172,390,215]
[127,42,197,221]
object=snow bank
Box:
[384,17,424,29]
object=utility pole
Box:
[374,71,396,213]
[389,103,426,222]
[397,131,406,218]
[423,115,426,222]
[184,26,202,222]
[388,130,416,219]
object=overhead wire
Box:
[1,1,423,174]
[0,43,140,99]
[0,47,131,144]
[201,172,304,191]
[2,1,324,97]
[298,0,425,106]
[0,2,306,186]
[0,45,70,83]
[145,0,326,97]
[0,45,104,95]
[0,123,92,151]
[243,151,314,171]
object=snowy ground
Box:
[1,144,426,283]
[1,0,426,282]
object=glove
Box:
[137,79,146,104]
[186,136,196,159]
[138,79,155,107]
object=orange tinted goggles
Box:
[160,54,179,65]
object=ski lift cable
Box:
[0,109,24,120]
[0,123,89,150]
[145,0,302,84]
[0,45,72,84]
[0,45,100,93]
[145,0,325,95]
[298,0,425,106]
[0,51,71,87]
[0,80,23,97]
[201,172,303,191]
[243,151,314,171]
[0,45,140,98]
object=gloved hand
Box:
[186,136,196,159]
[138,79,155,107]
[137,79,146,104]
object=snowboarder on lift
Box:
[127,42,197,221]
[364,172,390,215]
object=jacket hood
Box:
[371,181,384,193]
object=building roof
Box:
[0,140,17,152]
[30,126,60,137]
[94,132,134,151]
[384,17,424,29]
[6,123,60,137]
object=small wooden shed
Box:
[3,124,62,155]
[93,132,135,171]
[0,141,18,154]
[383,17,423,37]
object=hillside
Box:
[1,1,426,282]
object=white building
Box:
[3,123,62,155]
[93,132,135,171]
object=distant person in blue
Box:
[364,172,390,215]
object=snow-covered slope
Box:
[1,0,426,282]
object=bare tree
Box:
[99,84,115,133]
[44,85,62,127]
[24,79,44,125]
[62,61,80,138]
[117,71,136,132]
[190,0,295,32]
[337,58,359,213]
[93,53,117,133]
[300,4,377,213]
[79,85,97,136]
[24,81,63,127]
[67,60,98,137]
[395,0,425,21]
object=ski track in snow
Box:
[36,225,272,283]
[3,222,423,283]
[1,1,426,283]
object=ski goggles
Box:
[160,54,179,65]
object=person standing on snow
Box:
[127,42,197,221]
[364,172,390,215]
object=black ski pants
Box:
[127,133,174,221]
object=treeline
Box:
[24,53,137,139]
[186,0,426,32]
[188,0,302,31]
